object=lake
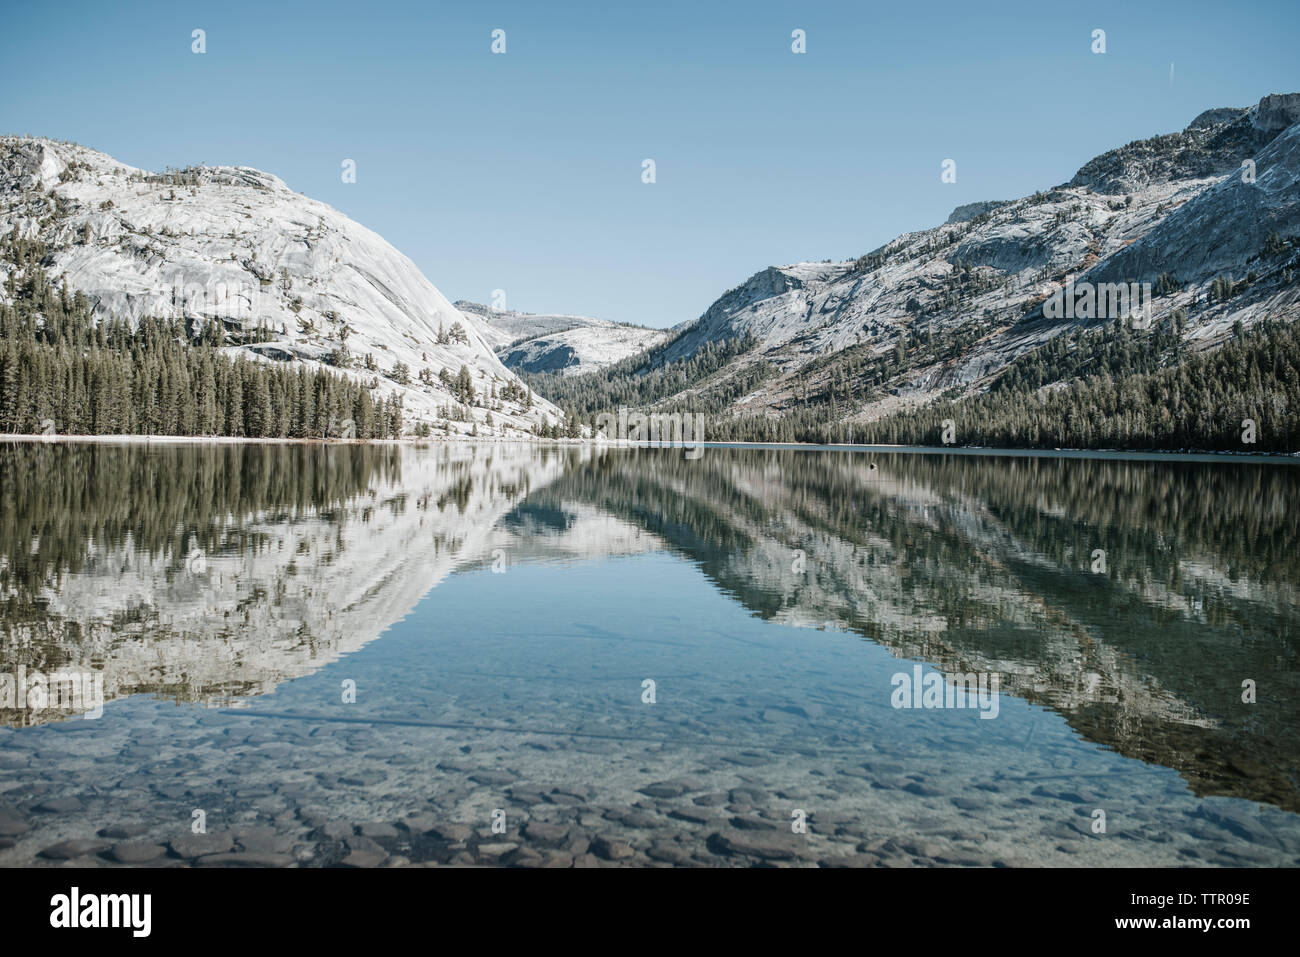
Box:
[0,439,1297,867]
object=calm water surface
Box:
[0,440,1297,867]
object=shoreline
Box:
[1,432,1297,464]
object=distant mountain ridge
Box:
[458,299,669,376]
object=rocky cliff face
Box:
[945,200,1011,225]
[0,137,560,434]
[1089,120,1300,284]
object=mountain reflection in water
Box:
[0,440,1296,867]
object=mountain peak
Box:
[1066,92,1300,195]
[1185,107,1248,131]
[945,200,1011,225]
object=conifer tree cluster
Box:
[0,236,403,439]
[688,320,1300,452]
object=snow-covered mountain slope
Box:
[0,137,561,435]
[656,171,1206,370]
[497,323,672,376]
[645,93,1300,418]
[1089,118,1300,285]
[458,300,669,376]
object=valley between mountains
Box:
[4,92,1300,451]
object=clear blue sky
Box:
[3,0,1297,328]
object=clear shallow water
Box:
[0,440,1297,867]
